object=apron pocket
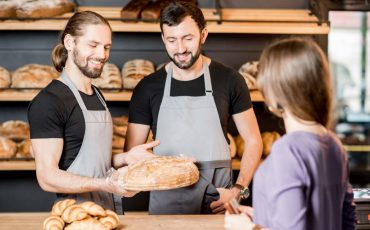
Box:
[201,183,220,214]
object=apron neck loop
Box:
[164,56,213,97]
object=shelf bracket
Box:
[213,0,222,24]
[309,0,329,26]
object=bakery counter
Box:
[0,212,225,230]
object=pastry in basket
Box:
[0,120,30,141]
[120,155,199,191]
[16,0,75,19]
[120,0,151,20]
[0,66,11,88]
[0,137,17,158]
[238,61,259,90]
[121,59,155,90]
[11,64,59,90]
[92,63,122,90]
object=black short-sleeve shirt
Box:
[28,80,106,170]
[128,60,252,140]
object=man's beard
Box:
[168,42,202,69]
[73,49,105,79]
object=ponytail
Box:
[51,43,68,72]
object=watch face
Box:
[240,187,250,199]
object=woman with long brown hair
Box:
[225,37,356,230]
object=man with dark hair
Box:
[125,2,263,214]
[28,11,158,212]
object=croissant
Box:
[51,199,76,216]
[99,210,120,229]
[80,201,106,217]
[62,204,89,223]
[43,215,65,230]
[64,218,109,230]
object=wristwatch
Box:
[234,183,250,200]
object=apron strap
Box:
[92,85,108,109]
[195,160,231,170]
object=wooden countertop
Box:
[0,212,225,230]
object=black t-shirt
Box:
[129,60,252,140]
[28,80,106,170]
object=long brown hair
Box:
[51,11,112,72]
[257,37,332,127]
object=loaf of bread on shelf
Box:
[120,155,199,191]
[238,61,259,90]
[0,0,19,18]
[62,204,89,223]
[0,137,17,158]
[92,63,122,90]
[235,135,244,158]
[120,0,151,19]
[112,116,128,127]
[261,131,280,157]
[11,64,59,90]
[0,66,11,88]
[79,201,106,217]
[112,135,125,149]
[16,0,75,18]
[122,59,154,90]
[15,139,34,158]
[51,199,76,216]
[113,125,127,137]
[99,210,120,229]
[141,0,197,20]
[0,120,30,141]
[43,215,65,230]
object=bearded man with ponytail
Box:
[28,11,159,213]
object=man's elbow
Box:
[36,170,58,193]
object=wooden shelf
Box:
[0,160,35,171]
[344,145,370,152]
[0,7,329,34]
[0,90,263,102]
[0,159,241,171]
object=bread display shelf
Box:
[0,159,243,171]
[0,7,329,34]
[0,90,263,102]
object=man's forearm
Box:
[236,140,262,187]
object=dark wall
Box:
[0,0,316,212]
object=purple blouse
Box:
[253,131,356,230]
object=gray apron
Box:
[57,72,116,211]
[150,57,233,214]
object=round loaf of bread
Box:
[11,64,59,90]
[122,59,154,89]
[16,0,75,19]
[238,61,259,90]
[92,63,122,90]
[0,137,17,158]
[0,120,30,141]
[0,66,11,88]
[261,131,281,157]
[15,139,34,158]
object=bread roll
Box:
[261,131,280,157]
[238,61,259,90]
[0,137,17,158]
[64,218,108,230]
[43,215,65,230]
[0,0,18,18]
[122,59,154,90]
[0,66,11,88]
[120,156,199,191]
[112,135,125,149]
[11,64,59,90]
[16,0,75,18]
[91,63,122,90]
[113,125,127,137]
[62,204,89,223]
[0,120,30,141]
[99,210,120,229]
[112,116,128,126]
[79,201,106,217]
[51,199,76,216]
[120,0,151,19]
[15,139,34,158]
